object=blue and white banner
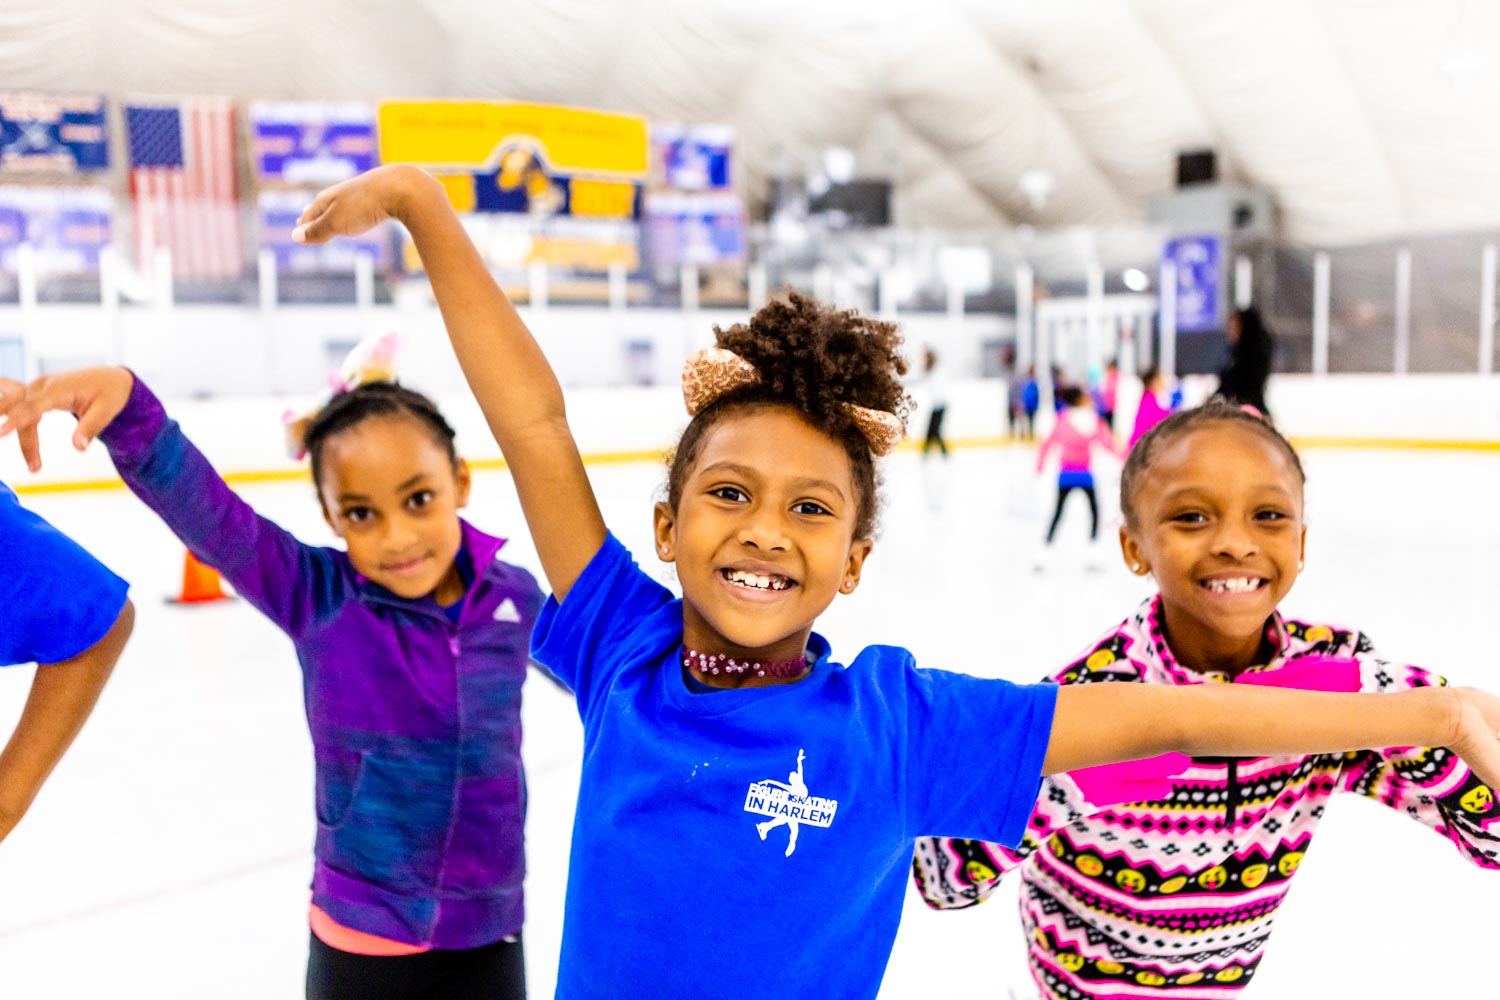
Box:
[654,124,733,191]
[644,192,745,266]
[0,186,112,273]
[250,101,378,185]
[0,92,109,175]
[258,189,391,272]
[1163,235,1221,333]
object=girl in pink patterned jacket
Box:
[915,400,1499,999]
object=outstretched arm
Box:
[1044,682,1500,792]
[0,600,133,843]
[293,165,605,600]
[1,369,335,636]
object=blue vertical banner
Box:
[0,92,110,175]
[250,101,378,185]
[1163,235,1221,333]
[654,124,734,191]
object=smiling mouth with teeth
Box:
[722,569,795,592]
[1201,577,1266,594]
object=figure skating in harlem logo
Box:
[743,749,838,857]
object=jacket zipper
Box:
[1225,759,1239,829]
[430,617,464,937]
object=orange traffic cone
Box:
[168,550,233,605]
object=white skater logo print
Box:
[744,749,838,857]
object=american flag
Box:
[125,98,243,280]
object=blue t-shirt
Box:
[531,534,1057,999]
[0,482,130,666]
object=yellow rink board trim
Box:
[9,435,1499,496]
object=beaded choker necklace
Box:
[682,647,809,680]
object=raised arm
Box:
[293,165,605,599]
[1044,682,1500,793]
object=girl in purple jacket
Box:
[0,368,544,999]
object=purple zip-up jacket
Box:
[99,376,545,949]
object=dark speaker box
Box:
[1176,150,1217,188]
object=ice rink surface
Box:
[2,443,1497,999]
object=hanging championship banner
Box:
[0,186,112,274]
[258,189,391,273]
[381,101,646,296]
[376,101,647,220]
[0,92,110,175]
[250,101,378,185]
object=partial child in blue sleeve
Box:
[277,164,1500,1000]
[0,475,133,843]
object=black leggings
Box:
[1045,485,1099,543]
[923,406,948,455]
[306,932,525,1000]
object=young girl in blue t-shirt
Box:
[287,164,1500,1000]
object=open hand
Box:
[0,368,133,472]
[1449,687,1500,793]
[292,164,435,245]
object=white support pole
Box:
[748,263,768,311]
[812,264,834,304]
[153,246,174,308]
[1015,263,1034,373]
[877,269,898,320]
[608,262,627,312]
[1158,259,1178,380]
[1234,255,1253,310]
[257,248,277,312]
[16,243,38,380]
[1086,261,1105,369]
[1115,315,1139,451]
[1480,243,1495,375]
[1135,312,1152,369]
[1035,307,1054,421]
[1393,247,1411,375]
[99,243,119,310]
[528,261,548,311]
[945,276,964,322]
[100,244,123,364]
[680,264,700,312]
[354,250,375,312]
[257,248,279,392]
[1312,251,1331,376]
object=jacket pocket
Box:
[315,748,367,829]
[320,753,452,892]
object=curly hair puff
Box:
[666,292,913,539]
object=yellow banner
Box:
[377,101,648,177]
